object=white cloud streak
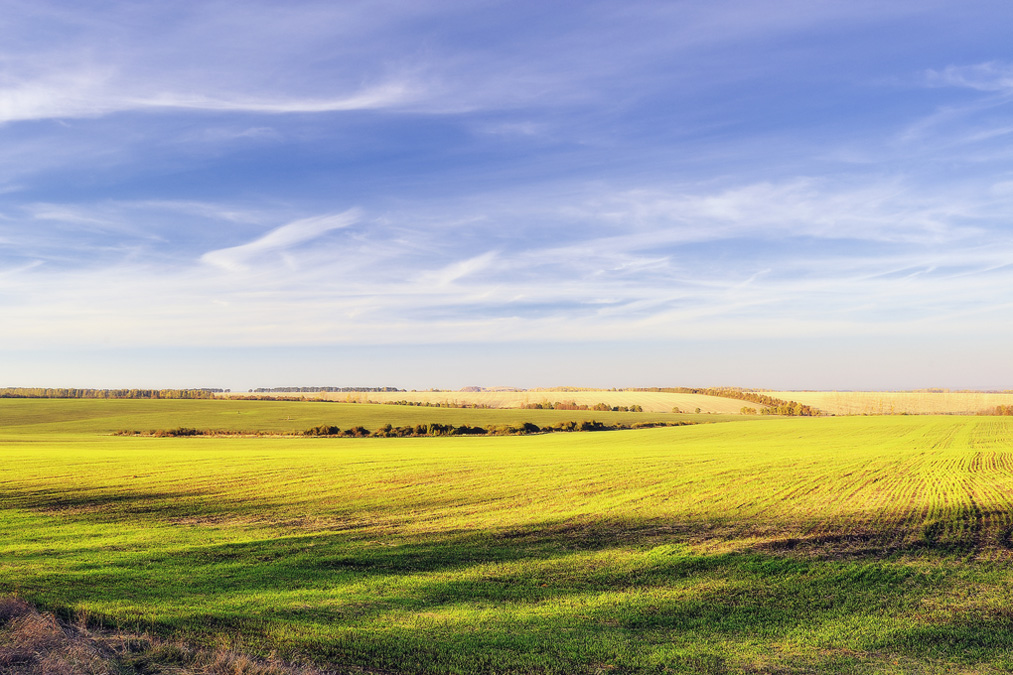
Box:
[0,74,416,125]
[128,84,415,114]
[925,62,1013,92]
[201,209,362,272]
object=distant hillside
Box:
[758,391,1013,415]
[250,386,404,393]
[217,389,755,414]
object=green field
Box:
[0,398,736,436]
[2,401,1013,673]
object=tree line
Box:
[250,386,404,393]
[115,419,697,439]
[307,418,693,437]
[379,399,493,409]
[522,400,644,412]
[0,388,221,399]
[375,398,645,412]
[631,387,820,416]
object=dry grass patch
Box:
[0,598,110,675]
[0,597,341,675]
[757,391,1013,415]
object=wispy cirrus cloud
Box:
[0,72,418,124]
[0,69,115,123]
[0,1,940,128]
[129,83,416,114]
[420,251,500,288]
[924,62,1013,92]
[201,209,362,272]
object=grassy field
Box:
[758,391,1013,415]
[218,390,752,414]
[0,398,736,436]
[3,402,1013,673]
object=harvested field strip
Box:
[759,390,1013,415]
[219,389,755,414]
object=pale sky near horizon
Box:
[2,1,1013,391]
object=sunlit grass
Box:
[2,404,1013,673]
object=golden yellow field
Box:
[218,389,751,413]
[759,390,1013,415]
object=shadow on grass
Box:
[8,515,1013,674]
[870,612,1013,666]
[13,474,1013,561]
[6,474,1013,674]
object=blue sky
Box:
[3,1,1013,390]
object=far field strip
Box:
[218,390,750,414]
[0,399,750,437]
[759,390,1013,415]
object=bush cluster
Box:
[981,405,1013,416]
[116,420,696,439]
[113,428,270,437]
[521,400,644,412]
[303,419,691,438]
[379,400,492,409]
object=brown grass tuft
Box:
[0,596,33,624]
[0,597,342,675]
[0,607,111,674]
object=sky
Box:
[2,0,1013,391]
